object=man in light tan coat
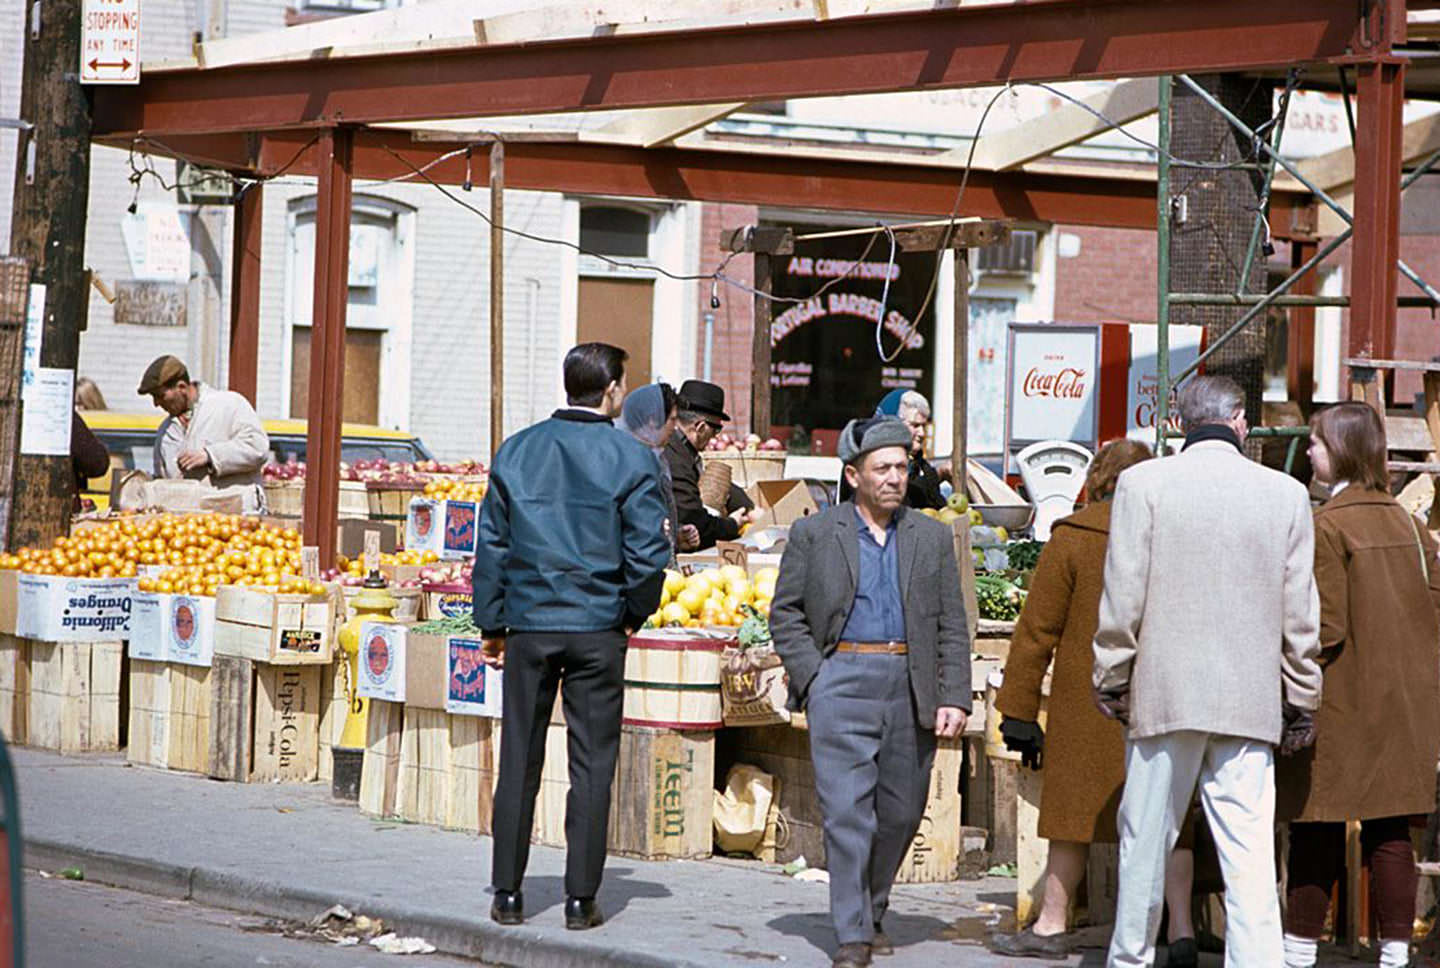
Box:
[139,355,270,493]
[1092,375,1322,968]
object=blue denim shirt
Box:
[839,507,906,643]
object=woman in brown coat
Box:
[992,440,1196,963]
[1278,402,1440,968]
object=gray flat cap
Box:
[837,416,913,465]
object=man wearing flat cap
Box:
[138,355,270,491]
[770,416,972,968]
[663,379,756,550]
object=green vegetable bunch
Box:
[975,574,1026,622]
[412,613,481,635]
[737,604,773,650]
[1005,539,1045,574]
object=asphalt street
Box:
[25,872,487,968]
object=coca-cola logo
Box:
[1022,367,1088,399]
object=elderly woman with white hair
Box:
[838,389,946,510]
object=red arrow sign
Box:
[87,58,132,71]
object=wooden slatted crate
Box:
[127,660,213,773]
[26,639,122,753]
[214,586,337,666]
[0,634,29,743]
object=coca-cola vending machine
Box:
[1004,322,1205,474]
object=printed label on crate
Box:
[652,748,696,843]
[16,574,134,641]
[445,636,502,716]
[431,590,473,619]
[167,594,215,667]
[442,501,479,559]
[357,621,406,702]
[406,498,441,555]
[128,591,170,661]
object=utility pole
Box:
[6,0,93,548]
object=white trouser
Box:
[1107,731,1281,968]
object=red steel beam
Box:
[301,128,354,567]
[228,184,263,405]
[92,0,1366,138]
[207,128,1308,235]
[1349,61,1405,364]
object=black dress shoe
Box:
[564,896,604,930]
[490,889,523,925]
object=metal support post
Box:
[1156,75,1173,454]
[953,248,969,496]
[1350,60,1405,363]
[489,141,504,458]
[1287,240,1318,408]
[302,128,354,568]
[228,184,263,405]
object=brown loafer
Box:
[871,928,893,956]
[990,926,1074,959]
[833,941,873,967]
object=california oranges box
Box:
[15,574,135,641]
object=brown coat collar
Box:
[1054,500,1111,536]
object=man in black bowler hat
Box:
[663,379,757,551]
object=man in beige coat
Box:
[139,355,270,494]
[1092,375,1322,968]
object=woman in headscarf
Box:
[619,383,699,564]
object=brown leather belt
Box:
[835,641,908,655]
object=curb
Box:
[25,837,704,968]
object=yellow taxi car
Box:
[78,411,435,509]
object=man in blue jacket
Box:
[474,343,671,931]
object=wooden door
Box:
[291,327,383,425]
[578,277,653,388]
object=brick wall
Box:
[1052,226,1158,325]
[696,203,758,435]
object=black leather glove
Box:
[1280,702,1317,756]
[1000,718,1044,770]
[1094,686,1130,726]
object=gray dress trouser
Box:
[807,651,937,946]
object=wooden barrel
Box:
[622,632,728,730]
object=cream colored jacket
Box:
[154,384,270,489]
[1092,439,1322,744]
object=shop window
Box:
[579,206,651,258]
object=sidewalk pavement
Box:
[14,749,1374,968]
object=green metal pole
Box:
[1156,75,1173,455]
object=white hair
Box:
[897,390,931,421]
[1177,375,1244,429]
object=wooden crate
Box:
[448,714,500,834]
[359,698,404,817]
[725,721,963,883]
[385,708,502,832]
[535,722,715,861]
[127,660,212,773]
[317,659,348,785]
[26,639,121,753]
[214,586,337,665]
[367,485,423,522]
[201,657,321,783]
[0,634,29,743]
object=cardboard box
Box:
[15,575,135,642]
[337,519,398,559]
[213,586,336,665]
[745,479,817,530]
[405,498,480,560]
[404,632,446,710]
[422,583,472,621]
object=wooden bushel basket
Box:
[622,632,727,730]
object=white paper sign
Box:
[405,498,442,555]
[1125,325,1205,445]
[166,595,215,668]
[1007,325,1100,448]
[357,621,406,702]
[80,0,140,84]
[445,636,503,717]
[128,592,170,661]
[20,367,74,456]
[16,575,134,641]
[22,284,44,386]
[120,204,189,283]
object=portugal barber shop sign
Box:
[768,227,937,435]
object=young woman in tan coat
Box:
[991,440,1197,964]
[1278,402,1440,968]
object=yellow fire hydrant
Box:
[333,571,397,800]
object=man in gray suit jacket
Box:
[771,417,972,968]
